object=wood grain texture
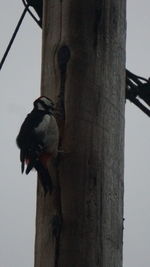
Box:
[34,0,126,266]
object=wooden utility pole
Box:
[34,0,126,266]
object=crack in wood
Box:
[53,45,70,267]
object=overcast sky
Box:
[0,1,150,267]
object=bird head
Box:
[33,96,54,113]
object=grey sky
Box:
[124,1,150,266]
[0,1,150,267]
[0,1,41,266]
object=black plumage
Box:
[16,97,59,194]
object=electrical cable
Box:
[126,70,150,117]
[0,1,42,71]
[0,5,29,70]
[22,0,42,27]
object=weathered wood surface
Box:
[34,0,126,266]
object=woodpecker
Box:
[16,96,59,194]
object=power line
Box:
[0,5,28,70]
[0,0,42,71]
